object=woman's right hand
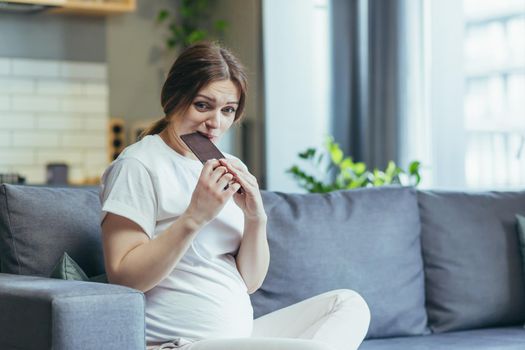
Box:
[183,159,241,228]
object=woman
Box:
[99,41,370,350]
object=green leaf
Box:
[180,5,193,19]
[298,148,316,160]
[335,173,346,188]
[340,157,354,171]
[286,165,298,174]
[167,38,177,48]
[356,173,369,187]
[372,169,385,186]
[286,165,324,193]
[214,19,228,32]
[187,29,207,44]
[414,173,421,185]
[346,180,360,189]
[354,162,366,175]
[341,168,356,180]
[407,161,422,186]
[157,9,169,23]
[329,143,343,165]
[312,182,324,193]
[409,161,421,174]
[385,161,397,177]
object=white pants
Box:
[146,289,371,350]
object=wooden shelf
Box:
[0,0,135,15]
[0,0,65,6]
[52,0,135,15]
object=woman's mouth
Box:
[197,131,218,140]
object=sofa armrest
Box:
[0,273,145,350]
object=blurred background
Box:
[0,0,523,192]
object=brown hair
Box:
[139,41,248,139]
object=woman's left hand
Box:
[219,158,267,222]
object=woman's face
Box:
[172,79,240,144]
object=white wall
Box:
[0,58,109,184]
[106,1,174,125]
[263,0,331,192]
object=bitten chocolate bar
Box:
[180,132,226,164]
[180,132,243,194]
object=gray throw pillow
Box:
[517,214,525,247]
[517,214,525,289]
[50,252,89,281]
[50,252,107,283]
[518,214,525,329]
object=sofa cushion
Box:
[419,190,525,333]
[360,326,525,350]
[251,186,428,339]
[50,252,90,281]
[0,184,104,277]
[50,252,108,283]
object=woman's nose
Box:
[206,111,221,129]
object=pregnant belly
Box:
[145,272,254,342]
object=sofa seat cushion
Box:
[0,184,104,277]
[418,190,525,333]
[251,186,428,339]
[360,326,525,350]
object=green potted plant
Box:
[287,136,422,193]
[157,0,228,51]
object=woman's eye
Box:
[194,102,209,110]
[223,106,236,114]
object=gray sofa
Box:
[0,183,524,350]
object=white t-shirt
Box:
[99,134,253,344]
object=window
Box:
[421,0,525,190]
[463,0,525,189]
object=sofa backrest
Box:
[0,184,105,278]
[418,190,525,333]
[4,183,524,339]
[250,186,429,340]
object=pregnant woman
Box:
[99,41,370,350]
